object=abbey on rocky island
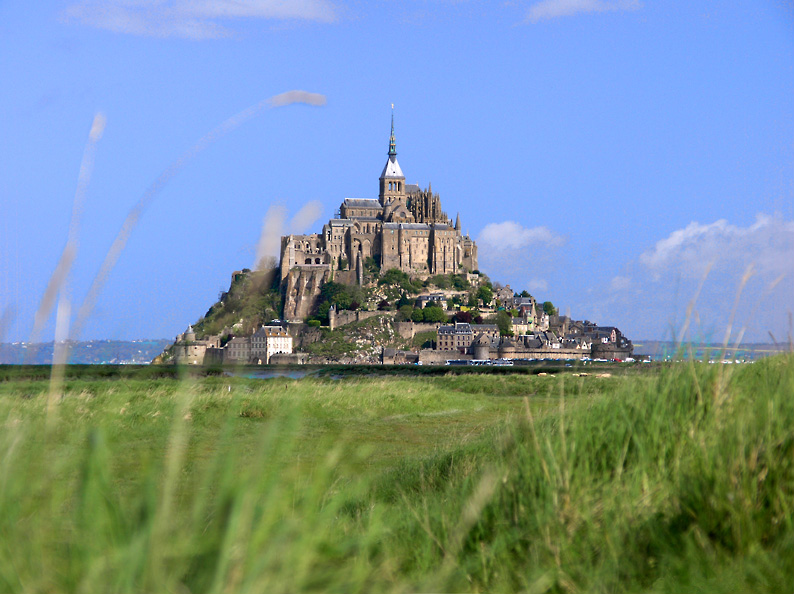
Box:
[279,115,478,283]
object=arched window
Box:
[305,258,312,264]
[315,258,320,264]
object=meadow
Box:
[0,357,792,593]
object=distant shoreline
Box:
[632,340,790,359]
[0,339,172,365]
[1,338,789,365]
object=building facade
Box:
[437,322,500,353]
[280,116,478,282]
[251,325,294,364]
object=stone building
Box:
[280,115,478,283]
[250,325,293,364]
[172,325,220,365]
[224,336,251,362]
[437,322,499,354]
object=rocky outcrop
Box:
[282,268,331,321]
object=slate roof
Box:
[343,198,381,208]
[382,222,432,230]
[473,333,491,346]
[380,155,404,179]
[471,324,499,333]
[438,323,473,335]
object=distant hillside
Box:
[0,340,172,365]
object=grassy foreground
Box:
[0,357,792,593]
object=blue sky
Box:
[1,0,792,343]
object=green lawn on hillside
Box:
[0,358,792,593]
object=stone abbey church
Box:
[279,117,478,283]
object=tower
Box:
[378,108,406,206]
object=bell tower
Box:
[378,107,406,206]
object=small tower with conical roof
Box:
[379,107,406,206]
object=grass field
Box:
[1,357,792,593]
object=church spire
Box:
[379,105,405,206]
[388,104,397,157]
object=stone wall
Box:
[269,353,309,365]
[508,348,588,360]
[329,309,388,330]
[332,269,359,286]
[418,349,470,365]
[395,321,441,340]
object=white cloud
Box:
[639,214,794,279]
[525,0,641,23]
[62,0,337,39]
[572,213,794,342]
[477,221,565,250]
[528,278,548,292]
[610,275,631,291]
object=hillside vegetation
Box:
[192,268,282,338]
[1,356,791,592]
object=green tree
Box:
[520,289,531,297]
[379,268,410,287]
[495,310,513,336]
[451,274,470,290]
[411,308,425,323]
[543,301,557,316]
[398,305,414,321]
[320,281,366,311]
[317,300,331,322]
[477,285,493,307]
[364,256,380,277]
[422,305,447,324]
[428,275,451,289]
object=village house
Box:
[436,322,499,353]
[251,325,293,364]
[224,336,251,362]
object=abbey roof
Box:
[343,198,381,207]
